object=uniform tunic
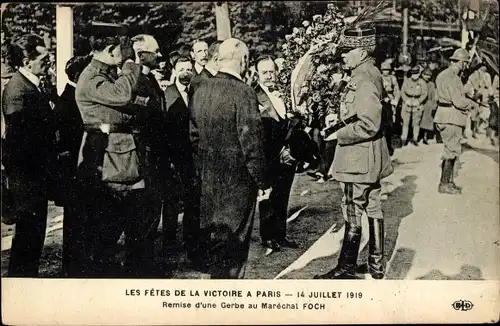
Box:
[332,60,393,225]
[420,80,437,131]
[434,66,471,159]
[401,78,428,126]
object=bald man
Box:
[190,38,271,279]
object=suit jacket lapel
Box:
[165,84,184,111]
[255,85,280,121]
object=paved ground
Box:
[2,138,499,280]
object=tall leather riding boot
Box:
[438,160,461,195]
[449,158,462,193]
[368,218,385,279]
[313,222,361,279]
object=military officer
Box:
[434,48,471,195]
[380,61,400,155]
[314,27,394,280]
[74,24,152,277]
[401,65,428,146]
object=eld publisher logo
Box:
[452,300,474,311]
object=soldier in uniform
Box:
[434,48,471,195]
[314,27,394,280]
[400,66,428,146]
[380,61,400,155]
[466,62,492,138]
[75,24,158,277]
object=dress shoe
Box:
[411,140,419,146]
[262,240,280,255]
[278,237,299,249]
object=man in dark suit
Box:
[53,55,90,277]
[2,34,56,277]
[190,40,208,75]
[190,38,271,279]
[254,55,299,254]
[163,56,201,265]
[190,40,222,94]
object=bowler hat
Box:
[340,26,376,50]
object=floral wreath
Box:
[277,1,390,123]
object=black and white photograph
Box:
[1,0,499,324]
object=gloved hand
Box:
[120,36,137,64]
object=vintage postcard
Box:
[1,1,499,324]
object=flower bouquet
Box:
[277,1,391,126]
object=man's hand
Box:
[257,187,272,202]
[280,147,296,166]
[390,99,398,107]
[325,113,338,128]
[120,36,137,64]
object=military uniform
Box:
[466,67,492,136]
[380,61,400,155]
[434,48,471,195]
[75,57,164,277]
[315,27,394,280]
[401,68,428,144]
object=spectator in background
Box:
[466,62,492,138]
[487,74,499,146]
[191,40,208,75]
[190,40,222,94]
[400,65,428,146]
[1,63,15,139]
[2,34,57,277]
[53,55,90,277]
[419,68,438,144]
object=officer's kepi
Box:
[86,21,129,49]
[339,26,376,51]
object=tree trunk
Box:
[215,2,231,41]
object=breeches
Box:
[340,182,383,227]
[76,180,162,276]
[402,105,423,127]
[435,124,463,159]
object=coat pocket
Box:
[102,134,142,183]
[335,143,369,174]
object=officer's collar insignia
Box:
[134,95,150,106]
[346,80,357,90]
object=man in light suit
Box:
[254,55,299,254]
[190,38,271,278]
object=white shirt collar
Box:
[19,67,41,87]
[259,83,286,119]
[195,63,204,74]
[205,66,217,77]
[219,68,243,81]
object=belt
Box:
[83,123,141,134]
[437,102,453,107]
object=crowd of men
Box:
[1,22,498,280]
